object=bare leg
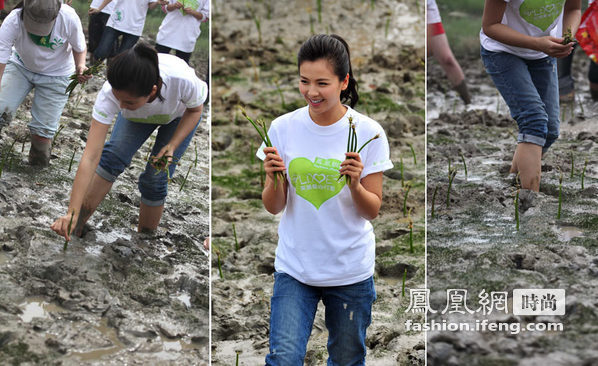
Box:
[138,203,164,232]
[74,173,113,236]
[513,142,542,192]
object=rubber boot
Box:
[28,134,52,167]
[454,79,471,105]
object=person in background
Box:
[88,0,115,64]
[155,0,209,64]
[0,0,88,166]
[427,0,471,104]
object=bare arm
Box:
[562,0,582,35]
[482,0,573,58]
[340,152,383,220]
[154,105,203,161]
[261,146,287,214]
[51,119,110,240]
[167,1,184,11]
[89,0,113,14]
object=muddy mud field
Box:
[0,58,210,363]
[427,54,598,365]
[210,0,425,364]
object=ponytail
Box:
[107,42,164,101]
[297,34,359,108]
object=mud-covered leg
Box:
[74,173,113,236]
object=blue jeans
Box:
[96,113,200,206]
[93,26,139,60]
[0,62,69,138]
[265,272,376,366]
[481,46,560,152]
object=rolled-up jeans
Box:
[96,112,201,206]
[0,61,69,138]
[481,46,560,153]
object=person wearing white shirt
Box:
[0,0,88,166]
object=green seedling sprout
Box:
[316,0,322,23]
[273,78,286,110]
[253,15,262,43]
[385,16,390,38]
[581,159,588,189]
[179,163,192,191]
[232,222,239,251]
[514,189,519,231]
[309,14,315,34]
[570,151,575,179]
[68,148,76,173]
[240,107,284,189]
[63,210,75,251]
[408,143,416,165]
[236,352,239,366]
[149,155,179,182]
[557,169,563,219]
[562,27,575,45]
[447,167,457,208]
[51,123,66,154]
[402,182,411,217]
[401,268,407,297]
[215,249,224,279]
[400,155,404,187]
[431,185,438,219]
[447,156,451,178]
[249,56,259,82]
[65,60,104,97]
[338,117,380,184]
[459,151,468,181]
[193,142,198,168]
[408,208,414,253]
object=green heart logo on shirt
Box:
[519,0,565,31]
[289,157,345,210]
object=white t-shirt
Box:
[0,5,86,76]
[480,0,566,59]
[92,54,207,125]
[91,0,116,15]
[427,0,442,24]
[156,0,209,53]
[256,106,394,286]
[106,0,157,36]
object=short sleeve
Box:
[180,73,208,109]
[360,124,394,177]
[255,117,282,161]
[0,11,20,64]
[66,9,87,53]
[92,82,120,124]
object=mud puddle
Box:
[427,53,598,364]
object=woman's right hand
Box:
[263,146,286,179]
[536,36,574,58]
[51,211,79,242]
[88,7,100,15]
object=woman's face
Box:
[112,87,157,111]
[299,59,348,122]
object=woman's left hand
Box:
[154,143,176,165]
[340,152,364,189]
[76,65,91,84]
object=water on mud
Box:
[19,297,66,323]
[69,318,126,361]
[0,252,8,265]
[554,225,584,242]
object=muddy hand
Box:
[51,212,79,242]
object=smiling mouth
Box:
[309,98,323,105]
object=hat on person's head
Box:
[23,0,62,36]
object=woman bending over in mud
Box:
[481,0,580,207]
[51,42,207,240]
[258,34,393,365]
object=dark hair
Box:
[297,34,358,108]
[107,42,164,101]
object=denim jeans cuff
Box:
[517,133,545,147]
[96,165,118,183]
[140,196,165,207]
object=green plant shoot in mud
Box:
[446,167,457,209]
[562,27,574,45]
[514,189,519,231]
[408,143,416,165]
[232,222,239,251]
[402,182,411,217]
[217,250,224,279]
[316,0,322,23]
[309,14,315,35]
[385,16,390,38]
[240,106,284,189]
[408,208,414,253]
[65,60,104,97]
[400,156,404,187]
[339,117,380,184]
[431,185,438,219]
[249,56,259,82]
[557,169,563,220]
[459,151,468,181]
[68,148,76,173]
[179,163,192,191]
[447,156,451,178]
[51,123,66,154]
[149,155,178,182]
[0,140,17,177]
[582,159,588,189]
[253,14,262,43]
[63,210,75,251]
[570,151,575,178]
[401,268,407,297]
[273,78,286,110]
[236,352,239,366]
[193,141,198,168]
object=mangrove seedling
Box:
[385,16,390,38]
[316,0,322,23]
[240,107,284,189]
[570,151,574,179]
[63,210,75,251]
[557,169,563,219]
[402,182,411,217]
[459,151,468,181]
[179,163,192,191]
[150,155,179,181]
[446,167,457,209]
[68,148,77,173]
[193,141,198,168]
[401,268,407,297]
[232,222,239,251]
[215,249,224,279]
[562,27,574,45]
[309,14,315,35]
[51,123,66,154]
[273,77,286,110]
[408,208,414,253]
[431,185,438,219]
[581,158,588,189]
[408,143,416,165]
[339,117,380,184]
[65,60,104,97]
[514,189,519,231]
[236,353,239,366]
